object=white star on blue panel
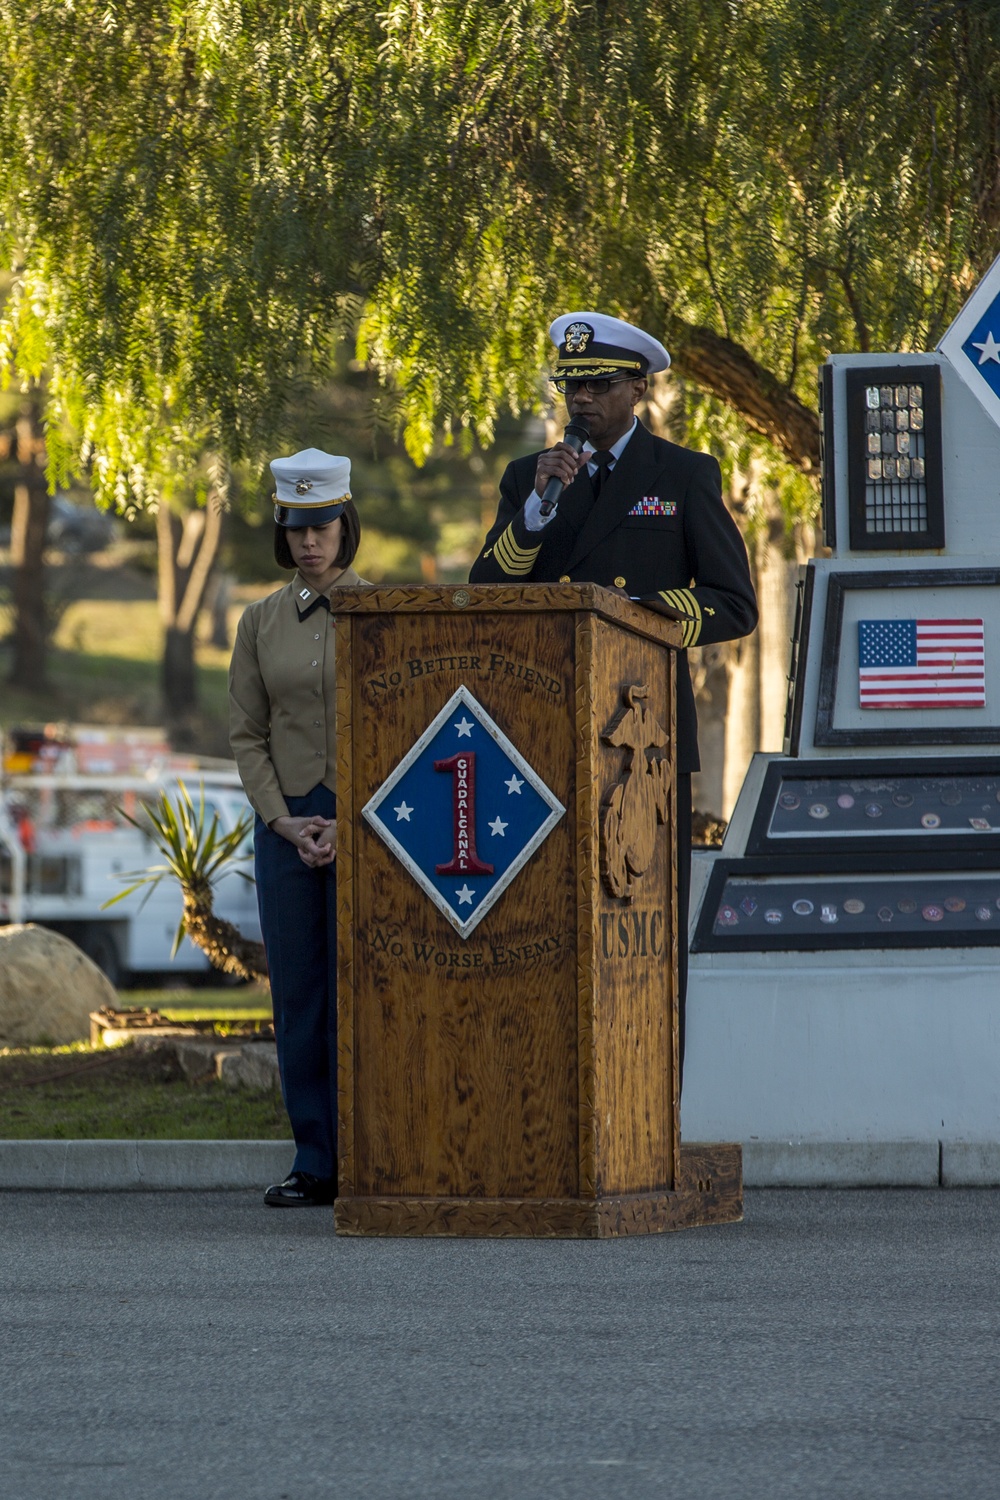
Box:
[972,330,1000,365]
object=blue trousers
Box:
[254,785,337,1181]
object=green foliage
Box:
[0,0,998,519]
[104,781,253,955]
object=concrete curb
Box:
[744,1140,939,1188]
[2,1139,1000,1190]
[941,1141,1000,1187]
[0,1140,292,1191]
[745,1140,1000,1188]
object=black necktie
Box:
[590,450,615,500]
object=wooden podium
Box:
[329,583,741,1237]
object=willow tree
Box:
[1,0,997,565]
[352,0,1000,478]
[0,0,375,723]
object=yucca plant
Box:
[104,782,268,984]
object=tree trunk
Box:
[663,313,822,475]
[7,402,50,689]
[157,478,225,743]
[204,569,232,650]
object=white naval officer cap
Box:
[270,448,352,528]
[549,312,670,379]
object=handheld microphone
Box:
[539,416,591,517]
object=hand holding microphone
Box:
[537,416,591,517]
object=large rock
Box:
[0,924,118,1046]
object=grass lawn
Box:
[2,988,288,1140]
[0,1041,293,1141]
[120,986,273,1030]
[5,984,283,1142]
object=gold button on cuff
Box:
[614,576,626,588]
[559,574,571,583]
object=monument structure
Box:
[685,256,1000,1149]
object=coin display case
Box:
[744,756,1000,857]
[693,857,1000,953]
[693,754,1000,953]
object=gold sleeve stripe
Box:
[498,524,542,566]
[493,524,541,576]
[493,530,536,576]
[680,589,702,646]
[658,588,702,646]
[658,588,688,613]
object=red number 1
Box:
[434,752,494,875]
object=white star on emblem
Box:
[489,816,508,836]
[455,884,475,905]
[972,330,1000,364]
[393,801,413,822]
[505,774,524,794]
[454,716,474,737]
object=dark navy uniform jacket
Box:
[469,420,758,772]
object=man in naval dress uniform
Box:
[470,312,758,1081]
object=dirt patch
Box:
[0,1042,184,1090]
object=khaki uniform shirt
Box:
[228,567,364,825]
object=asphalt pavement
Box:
[2,1189,998,1500]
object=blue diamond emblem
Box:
[938,253,1000,430]
[362,686,565,937]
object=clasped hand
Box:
[269,814,337,867]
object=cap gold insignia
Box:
[565,322,592,353]
[295,479,314,495]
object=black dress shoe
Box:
[263,1171,336,1207]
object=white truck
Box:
[0,750,261,988]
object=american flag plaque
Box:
[858,618,986,710]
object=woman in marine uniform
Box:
[229,449,366,1206]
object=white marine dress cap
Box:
[270,449,352,527]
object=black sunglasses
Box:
[550,376,635,396]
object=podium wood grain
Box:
[331,585,741,1236]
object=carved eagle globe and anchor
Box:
[600,684,671,901]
